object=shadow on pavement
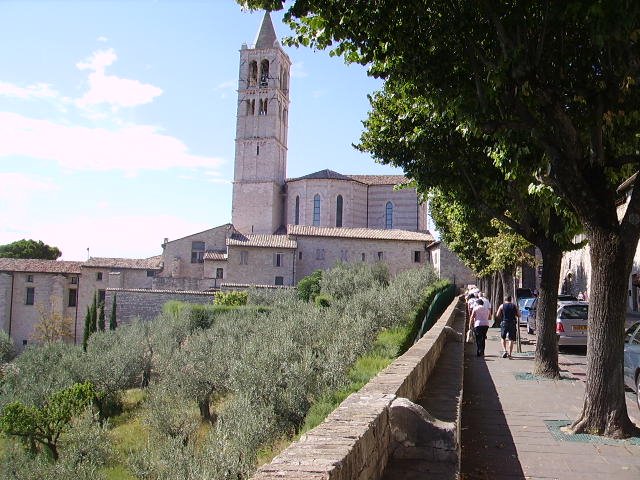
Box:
[460,342,526,479]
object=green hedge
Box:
[163,301,271,331]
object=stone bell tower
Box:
[231,11,291,234]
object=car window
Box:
[559,305,588,319]
[557,294,578,301]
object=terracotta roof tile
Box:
[204,252,228,261]
[0,258,83,274]
[83,256,163,269]
[227,233,297,249]
[347,175,410,185]
[287,225,434,242]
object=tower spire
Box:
[254,11,277,48]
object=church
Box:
[0,12,474,349]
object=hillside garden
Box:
[0,262,450,479]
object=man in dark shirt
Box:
[495,295,520,358]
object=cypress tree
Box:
[98,301,105,331]
[89,293,98,335]
[109,294,117,331]
[82,305,91,351]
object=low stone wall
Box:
[252,296,465,480]
[105,288,215,324]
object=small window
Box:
[257,144,260,155]
[313,194,321,226]
[377,251,384,261]
[361,253,366,262]
[96,272,103,281]
[340,249,348,262]
[26,274,33,283]
[68,289,77,307]
[22,339,27,346]
[260,59,270,86]
[146,270,155,277]
[25,287,35,305]
[274,252,283,267]
[191,241,205,264]
[298,251,302,260]
[414,251,421,263]
[385,202,393,229]
[294,196,300,225]
[240,251,249,265]
[249,60,258,86]
[98,290,106,305]
[315,249,325,261]
[216,268,224,279]
[70,276,78,284]
[336,195,343,227]
[275,276,284,286]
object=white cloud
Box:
[0,112,225,174]
[0,81,59,100]
[0,173,58,202]
[290,61,308,78]
[215,81,235,91]
[75,49,162,109]
[97,36,109,43]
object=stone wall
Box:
[105,288,215,325]
[252,296,465,480]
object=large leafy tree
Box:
[0,239,61,260]
[240,0,640,437]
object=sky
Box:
[0,1,410,261]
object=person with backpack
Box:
[495,295,520,358]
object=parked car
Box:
[523,295,578,334]
[556,302,589,347]
[623,322,640,411]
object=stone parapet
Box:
[252,296,464,480]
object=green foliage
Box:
[109,294,117,331]
[314,294,331,308]
[320,261,389,301]
[0,382,95,460]
[0,239,62,260]
[213,290,248,306]
[98,301,105,332]
[297,269,322,302]
[0,330,16,363]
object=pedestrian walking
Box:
[470,299,491,356]
[495,295,520,358]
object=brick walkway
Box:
[461,328,640,479]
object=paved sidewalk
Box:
[461,328,640,479]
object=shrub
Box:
[297,270,322,302]
[214,291,248,306]
[314,294,331,308]
[320,262,390,301]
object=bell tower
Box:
[231,11,291,234]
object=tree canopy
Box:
[0,239,62,260]
[239,0,640,437]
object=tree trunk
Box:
[533,244,562,379]
[492,273,503,327]
[500,268,514,299]
[570,227,640,437]
[198,394,217,424]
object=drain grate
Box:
[514,372,578,382]
[545,420,640,445]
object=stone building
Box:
[0,12,474,348]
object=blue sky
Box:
[0,1,409,261]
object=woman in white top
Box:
[470,299,491,357]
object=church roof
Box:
[287,225,434,242]
[227,233,297,249]
[288,169,354,182]
[254,11,278,49]
[286,170,410,186]
[0,258,83,274]
[347,175,410,185]
[84,256,163,269]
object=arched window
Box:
[260,59,269,86]
[295,196,300,225]
[246,99,255,116]
[385,202,393,229]
[249,61,258,86]
[313,194,321,226]
[258,99,268,115]
[336,195,343,227]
